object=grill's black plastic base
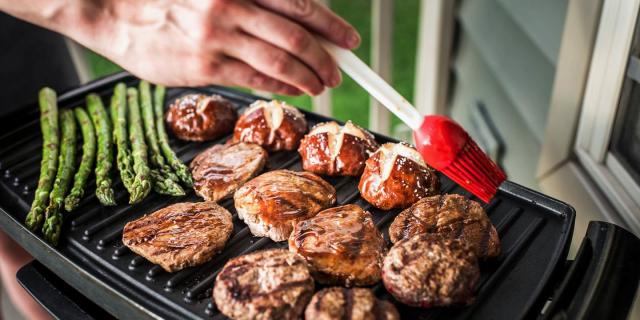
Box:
[17,260,112,320]
[1,72,576,319]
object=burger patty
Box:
[382,234,480,307]
[122,202,233,272]
[289,204,386,286]
[213,249,314,320]
[305,287,399,320]
[234,170,336,242]
[190,142,267,202]
[389,194,500,258]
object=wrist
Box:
[0,0,105,45]
[50,1,116,55]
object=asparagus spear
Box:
[87,94,116,206]
[127,88,152,203]
[64,107,96,212]
[110,91,118,141]
[149,170,186,196]
[112,83,136,192]
[42,109,77,245]
[153,85,193,186]
[139,81,184,195]
[25,88,60,231]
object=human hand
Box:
[76,0,360,95]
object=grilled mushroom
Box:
[232,100,307,151]
[298,121,378,176]
[359,143,440,210]
[165,94,237,141]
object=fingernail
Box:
[346,31,361,48]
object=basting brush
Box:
[320,39,506,202]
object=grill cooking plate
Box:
[0,73,574,319]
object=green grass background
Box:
[86,0,420,133]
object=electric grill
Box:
[1,72,639,320]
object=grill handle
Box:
[540,221,640,320]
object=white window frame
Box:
[575,0,640,234]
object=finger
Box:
[225,34,325,95]
[241,6,341,87]
[219,58,303,96]
[253,0,361,49]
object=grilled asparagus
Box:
[42,109,77,245]
[25,88,60,231]
[64,107,96,212]
[153,85,193,186]
[112,83,136,192]
[139,81,184,196]
[87,93,116,206]
[127,88,152,203]
[150,170,185,196]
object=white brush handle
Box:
[319,39,423,130]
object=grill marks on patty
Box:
[122,202,233,272]
[305,287,400,320]
[234,170,336,241]
[190,142,267,202]
[289,204,386,286]
[382,234,480,307]
[213,249,314,320]
[389,194,500,258]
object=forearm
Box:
[0,0,101,35]
[0,0,109,53]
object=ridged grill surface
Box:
[0,73,574,320]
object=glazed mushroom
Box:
[298,121,378,176]
[358,143,440,210]
[165,94,237,141]
[232,100,307,151]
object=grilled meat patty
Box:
[122,202,233,272]
[359,143,440,210]
[190,142,267,202]
[305,287,399,320]
[298,121,378,176]
[382,234,480,307]
[234,170,336,242]
[213,249,314,320]
[232,100,307,151]
[389,194,500,258]
[166,94,237,141]
[289,204,386,286]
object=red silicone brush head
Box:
[413,115,507,202]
